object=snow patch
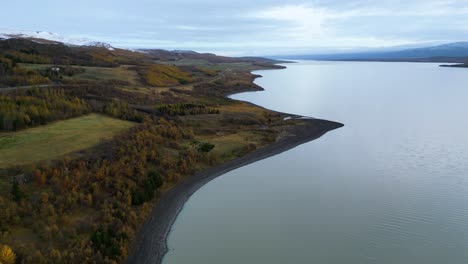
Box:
[0,29,116,50]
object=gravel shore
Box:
[126,118,343,264]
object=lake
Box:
[163,61,468,263]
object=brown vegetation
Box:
[0,56,50,87]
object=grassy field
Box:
[20,64,142,85]
[71,65,141,84]
[0,114,134,168]
[177,101,282,162]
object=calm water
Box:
[163,61,468,264]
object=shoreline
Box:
[126,118,343,264]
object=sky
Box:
[3,0,468,56]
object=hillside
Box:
[0,37,308,264]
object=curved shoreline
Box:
[126,118,343,264]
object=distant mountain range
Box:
[273,42,468,63]
[3,29,467,64]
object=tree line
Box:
[0,87,89,131]
[104,99,144,122]
[155,103,220,116]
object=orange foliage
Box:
[141,64,194,87]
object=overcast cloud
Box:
[3,0,468,55]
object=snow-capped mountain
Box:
[0,29,115,50]
[85,41,115,50]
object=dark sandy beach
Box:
[126,118,343,264]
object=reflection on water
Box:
[163,61,468,264]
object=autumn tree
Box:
[34,169,47,186]
[0,244,16,264]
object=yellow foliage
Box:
[0,244,16,264]
[89,50,116,64]
[5,65,51,86]
[198,67,218,76]
[142,64,193,87]
[5,50,51,64]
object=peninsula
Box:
[0,37,341,263]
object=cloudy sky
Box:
[3,0,468,55]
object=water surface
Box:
[163,61,468,264]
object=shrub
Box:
[131,170,163,206]
[197,142,215,153]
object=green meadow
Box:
[0,114,134,168]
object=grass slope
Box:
[0,114,134,168]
